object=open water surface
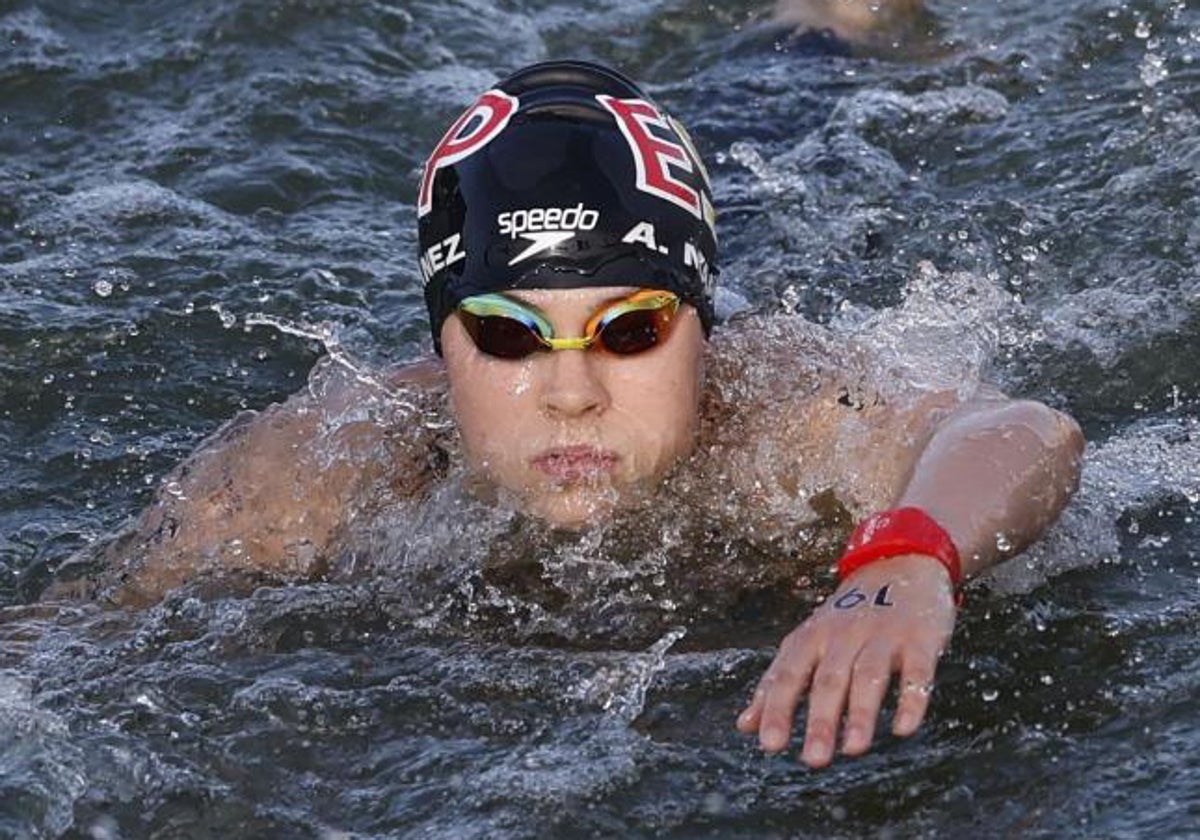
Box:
[2,0,1199,837]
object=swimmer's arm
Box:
[889,394,1086,575]
[55,358,446,608]
[772,0,925,43]
[739,391,1085,766]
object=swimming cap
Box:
[417,59,718,354]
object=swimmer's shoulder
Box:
[704,313,853,407]
[49,358,452,608]
[698,311,991,517]
[698,313,857,487]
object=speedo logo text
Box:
[498,204,600,266]
[497,204,600,238]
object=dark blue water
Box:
[2,1,1198,837]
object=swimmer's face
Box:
[441,286,705,527]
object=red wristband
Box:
[837,507,963,588]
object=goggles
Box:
[456,289,680,360]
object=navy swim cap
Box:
[417,59,718,354]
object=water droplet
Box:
[212,304,237,329]
[995,532,1013,552]
[510,363,533,396]
[982,688,999,702]
[1135,20,1152,39]
[1140,52,1169,87]
[702,793,727,815]
[93,279,113,297]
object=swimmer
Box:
[770,0,940,57]
[52,60,1083,768]
[773,0,926,43]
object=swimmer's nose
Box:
[538,348,610,418]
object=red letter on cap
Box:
[597,95,701,219]
[418,90,518,218]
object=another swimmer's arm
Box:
[738,392,1085,766]
[772,0,926,43]
[63,359,444,607]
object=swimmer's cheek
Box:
[736,554,956,768]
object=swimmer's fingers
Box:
[735,685,765,733]
[740,628,819,752]
[840,640,898,756]
[799,642,861,767]
[892,644,939,737]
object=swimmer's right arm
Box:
[53,357,446,607]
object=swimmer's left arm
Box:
[737,393,1085,767]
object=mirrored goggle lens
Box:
[459,311,547,359]
[457,293,679,360]
[595,306,675,355]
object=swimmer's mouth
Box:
[531,446,618,482]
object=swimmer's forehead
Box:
[505,286,640,307]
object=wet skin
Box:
[439,284,1084,768]
[772,0,926,43]
[440,286,706,529]
[60,286,1084,770]
[738,553,957,765]
[738,395,1084,766]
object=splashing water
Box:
[570,627,687,721]
[1,1,1199,838]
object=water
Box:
[2,0,1199,837]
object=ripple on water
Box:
[1,0,1199,837]
[0,670,86,838]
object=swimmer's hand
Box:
[736,553,955,767]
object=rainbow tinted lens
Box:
[457,290,679,360]
[457,295,550,359]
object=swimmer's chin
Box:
[520,485,625,531]
[464,464,660,529]
[480,475,651,530]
